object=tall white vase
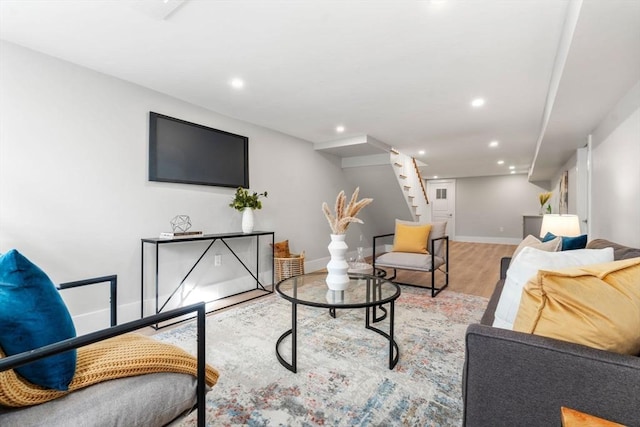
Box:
[326,234,350,290]
[241,209,254,233]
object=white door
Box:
[426,179,456,240]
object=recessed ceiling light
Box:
[433,175,438,179]
[510,171,516,174]
[336,125,345,133]
[471,98,485,108]
[418,150,425,155]
[230,78,244,89]
[489,140,499,148]
[509,165,515,170]
[497,160,504,165]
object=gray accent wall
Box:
[342,164,412,240]
[455,174,548,243]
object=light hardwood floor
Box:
[374,241,517,298]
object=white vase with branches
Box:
[322,188,373,290]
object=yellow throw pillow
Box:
[392,223,432,254]
[513,257,640,355]
[561,407,626,427]
[270,240,290,258]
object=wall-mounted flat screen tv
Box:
[149,112,249,188]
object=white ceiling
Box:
[1,0,638,182]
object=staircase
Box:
[390,149,430,222]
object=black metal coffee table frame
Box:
[275,272,400,373]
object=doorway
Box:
[426,179,456,240]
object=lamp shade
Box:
[540,214,581,238]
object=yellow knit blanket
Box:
[0,333,219,407]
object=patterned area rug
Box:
[156,286,487,426]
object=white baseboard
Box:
[71,274,273,335]
[454,236,522,245]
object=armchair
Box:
[372,220,449,297]
[0,274,214,427]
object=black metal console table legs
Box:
[141,231,275,329]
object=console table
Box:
[141,231,274,328]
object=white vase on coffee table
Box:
[326,234,350,290]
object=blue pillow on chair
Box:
[0,249,77,390]
[542,232,588,251]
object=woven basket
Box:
[274,252,305,283]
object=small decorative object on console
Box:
[170,215,192,232]
[321,187,373,290]
[159,231,203,239]
[229,187,268,233]
[229,187,267,211]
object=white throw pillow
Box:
[511,234,562,263]
[492,246,614,330]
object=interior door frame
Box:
[576,138,592,236]
[426,179,456,241]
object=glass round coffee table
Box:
[275,271,400,373]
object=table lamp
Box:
[539,214,581,238]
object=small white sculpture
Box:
[170,215,192,232]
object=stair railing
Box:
[412,157,429,205]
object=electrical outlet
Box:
[499,227,504,232]
[214,254,221,266]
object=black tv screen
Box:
[149,112,249,188]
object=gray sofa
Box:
[463,239,640,427]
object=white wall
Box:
[0,41,355,331]
[590,105,640,247]
[455,174,548,244]
[547,81,640,247]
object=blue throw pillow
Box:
[0,249,76,390]
[542,232,588,251]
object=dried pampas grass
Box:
[322,187,373,234]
